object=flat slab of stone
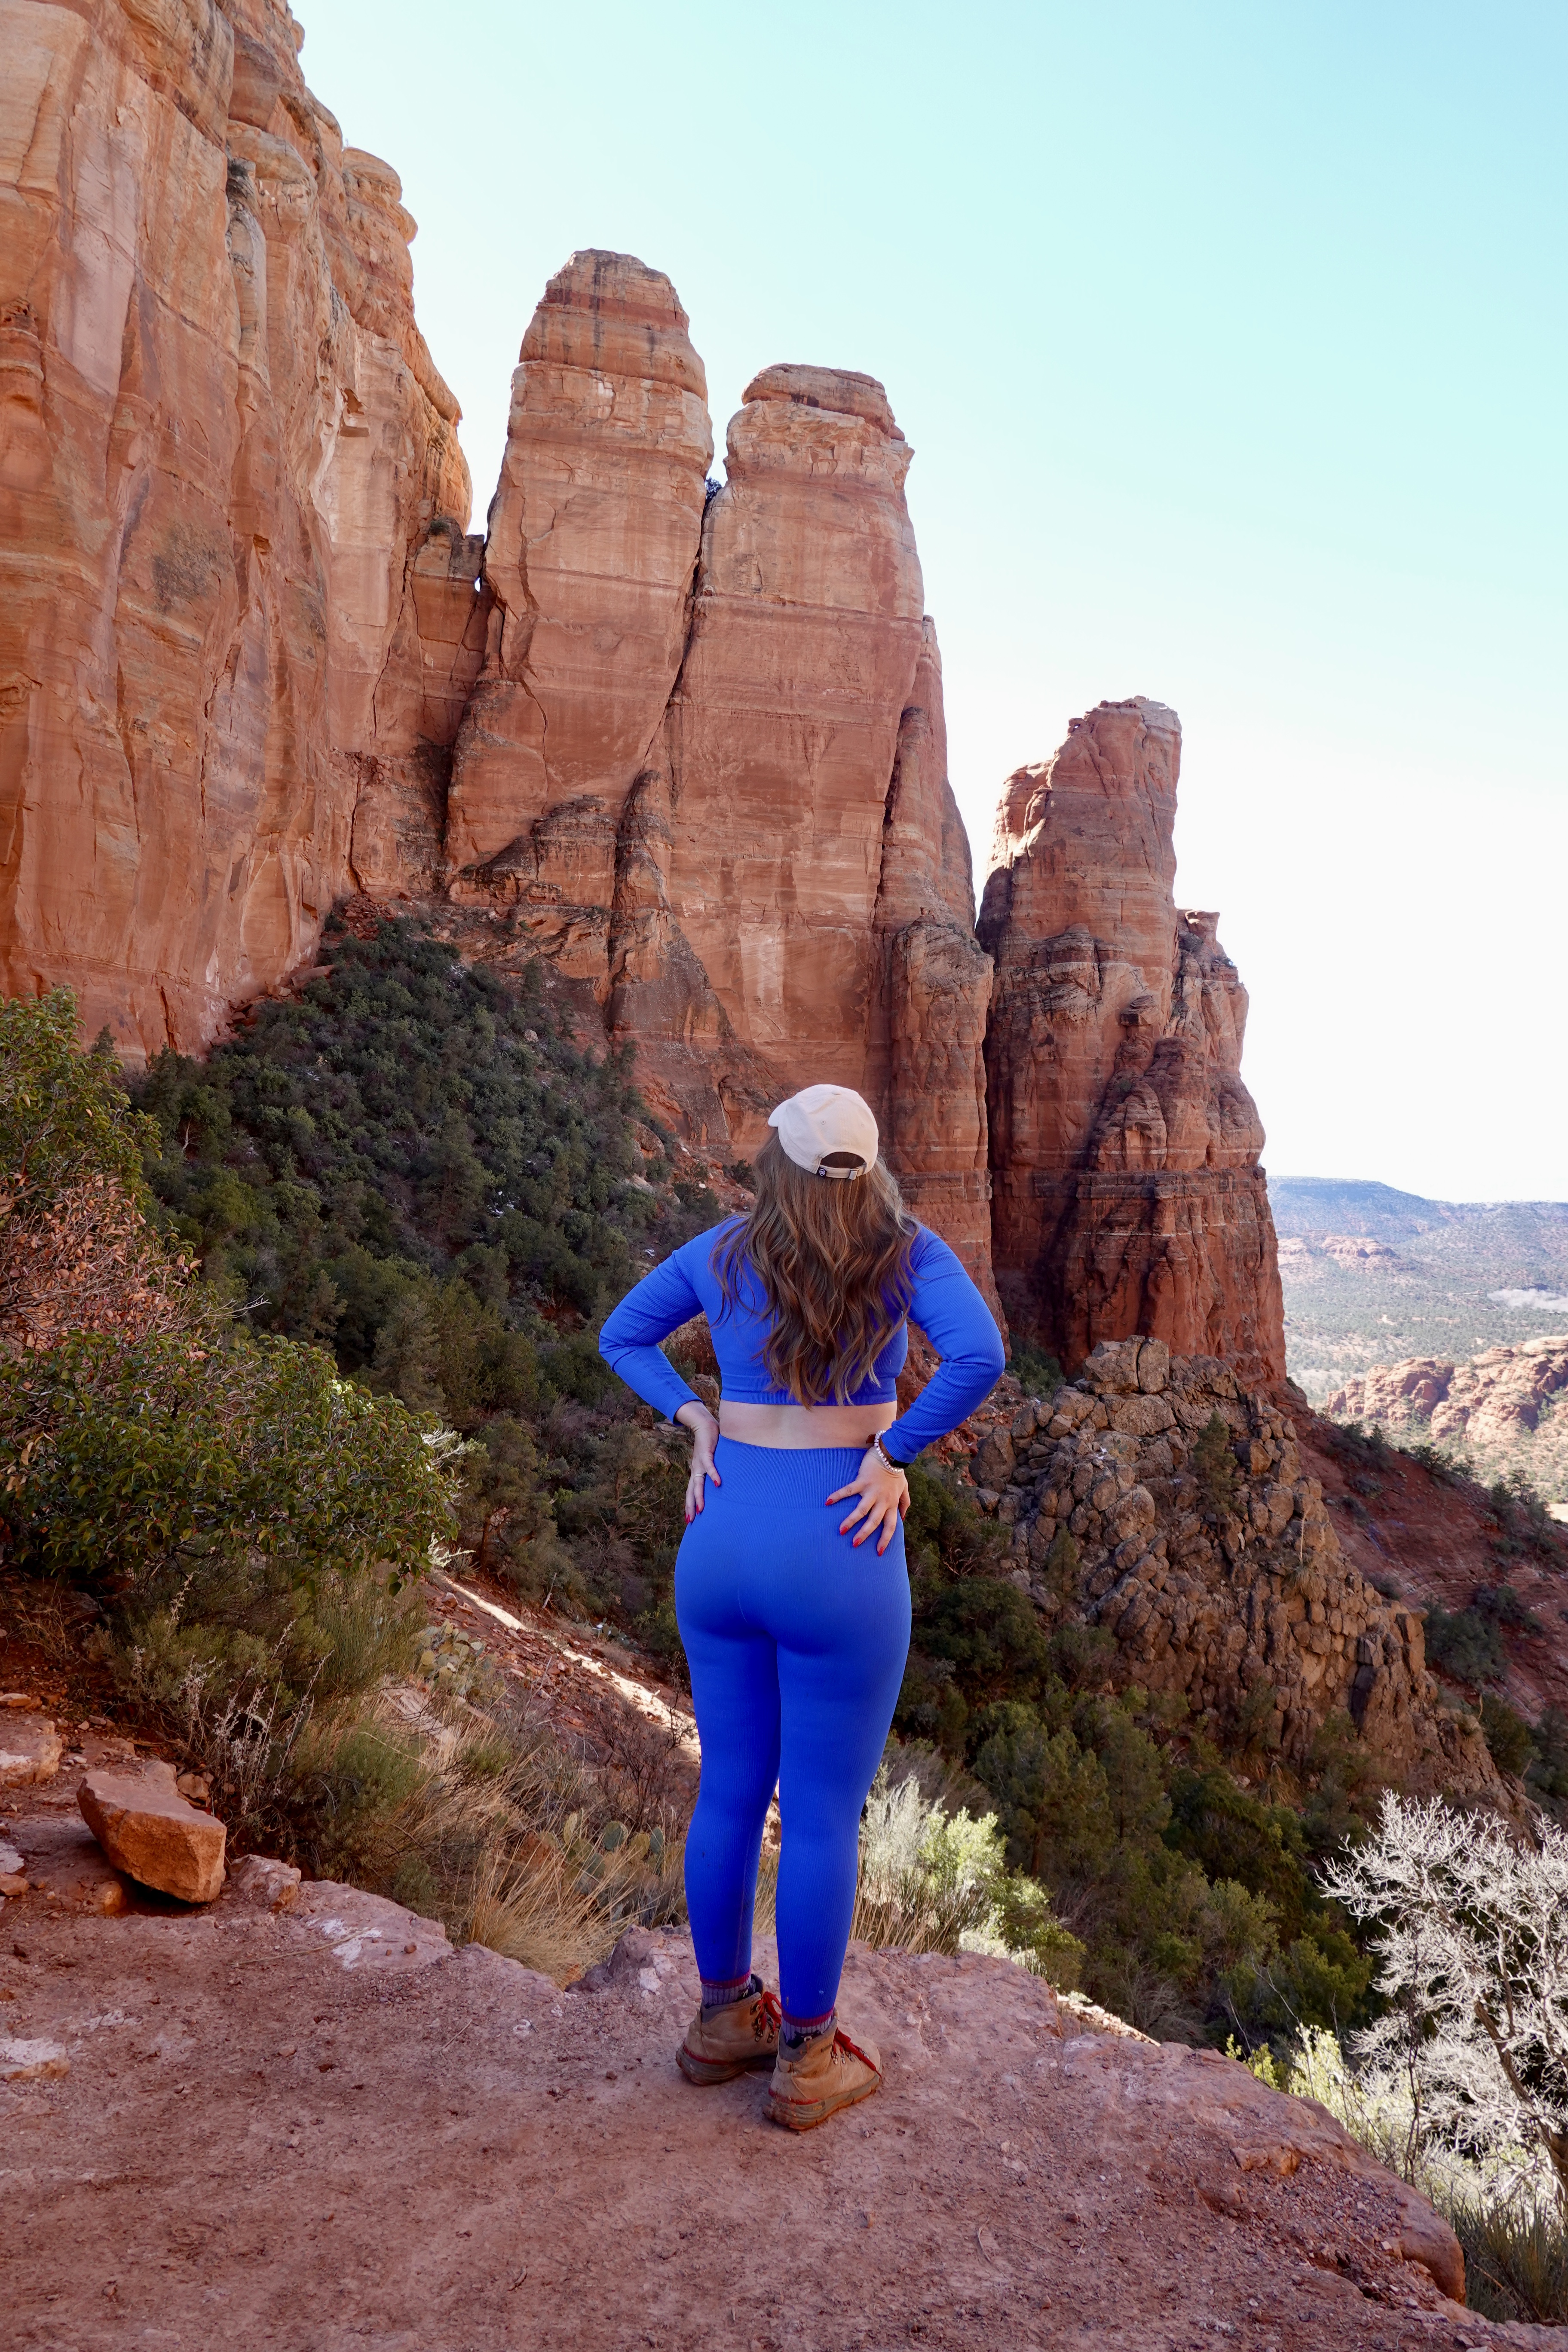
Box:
[12,1815,131,1914]
[288,1880,450,1973]
[3,1914,1475,2347]
[78,1761,226,1905]
[0,1712,62,1788]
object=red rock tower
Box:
[978,698,1285,1381]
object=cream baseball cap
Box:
[768,1084,880,1179]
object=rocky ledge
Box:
[11,1893,1555,2349]
[971,1339,1501,1798]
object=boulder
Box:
[0,1713,62,1789]
[221,1853,302,1913]
[78,1762,226,1904]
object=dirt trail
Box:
[3,1838,1556,2352]
[1298,1425,1568,1721]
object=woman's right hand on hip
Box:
[675,1399,722,1523]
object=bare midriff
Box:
[717,1399,897,1451]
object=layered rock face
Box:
[0,0,475,1056]
[444,253,712,894]
[865,625,995,1287]
[1329,1338,1568,1501]
[974,1339,1500,1797]
[3,8,1291,1354]
[980,701,1284,1379]
[447,307,996,1298]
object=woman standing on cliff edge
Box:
[598,1084,1004,2131]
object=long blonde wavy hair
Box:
[712,1133,916,1403]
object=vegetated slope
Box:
[124,913,1382,2050]
[1298,1412,1568,1791]
[1270,1175,1568,1399]
[133,905,732,1663]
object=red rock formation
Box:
[444,251,713,956]
[987,1340,1501,1797]
[867,624,996,1302]
[657,365,927,1099]
[979,700,1284,1380]
[0,0,473,1057]
[447,329,998,1299]
[1329,1338,1568,1498]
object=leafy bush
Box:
[0,993,199,1355]
[0,989,153,1204]
[1528,1709,1568,1819]
[1425,1583,1541,1692]
[0,1330,455,1601]
[134,918,656,1361]
[1007,1343,1064,1400]
[851,1761,1084,1987]
[128,912,723,1639]
[1481,1694,1538,1778]
[1424,1602,1509,1689]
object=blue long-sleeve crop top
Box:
[597,1218,1005,1464]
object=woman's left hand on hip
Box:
[828,1450,910,1554]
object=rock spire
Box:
[0,6,1285,1360]
[979,700,1285,1380]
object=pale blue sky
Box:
[301,0,1565,1202]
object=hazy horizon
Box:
[296,0,1565,1204]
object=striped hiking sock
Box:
[700,1972,759,2015]
[781,2008,835,2050]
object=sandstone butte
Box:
[0,0,1275,1363]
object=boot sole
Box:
[677,2045,779,2087]
[767,2068,883,2132]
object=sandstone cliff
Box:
[979,700,1285,1380]
[0,0,478,1057]
[1,0,1293,1346]
[444,252,711,894]
[438,279,997,1300]
[968,1338,1501,1799]
[1329,1338,1568,1503]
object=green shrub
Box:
[1480,1693,1537,1778]
[132,916,658,1372]
[0,1329,455,1601]
[1191,1412,1241,1514]
[1528,1708,1568,1816]
[0,989,154,1209]
[1450,2199,1568,2325]
[1424,1603,1509,1688]
[1008,1343,1064,1400]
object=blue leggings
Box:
[675,1440,912,2024]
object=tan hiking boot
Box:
[676,1982,782,2085]
[766,2023,883,2132]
